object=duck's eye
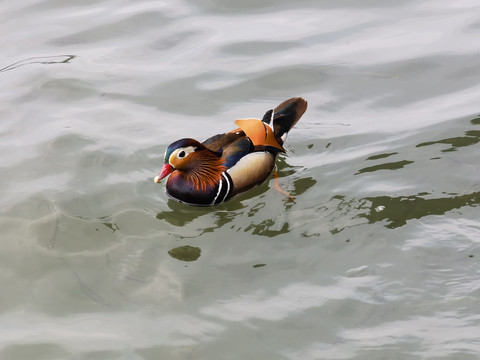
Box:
[178,150,186,158]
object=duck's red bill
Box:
[154,164,174,183]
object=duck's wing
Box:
[202,132,241,152]
[202,131,252,169]
[221,136,252,169]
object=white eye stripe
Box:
[171,146,196,161]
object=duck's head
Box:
[154,139,201,183]
[154,138,226,186]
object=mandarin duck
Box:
[154,97,307,206]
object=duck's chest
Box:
[166,171,233,206]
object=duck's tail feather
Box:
[262,97,308,143]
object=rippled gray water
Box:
[1,1,480,359]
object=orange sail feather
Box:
[234,119,285,152]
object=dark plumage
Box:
[154,97,308,206]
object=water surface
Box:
[1,0,480,359]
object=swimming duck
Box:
[154,97,307,206]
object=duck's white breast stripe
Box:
[211,177,223,205]
[221,172,231,203]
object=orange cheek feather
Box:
[175,151,226,192]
